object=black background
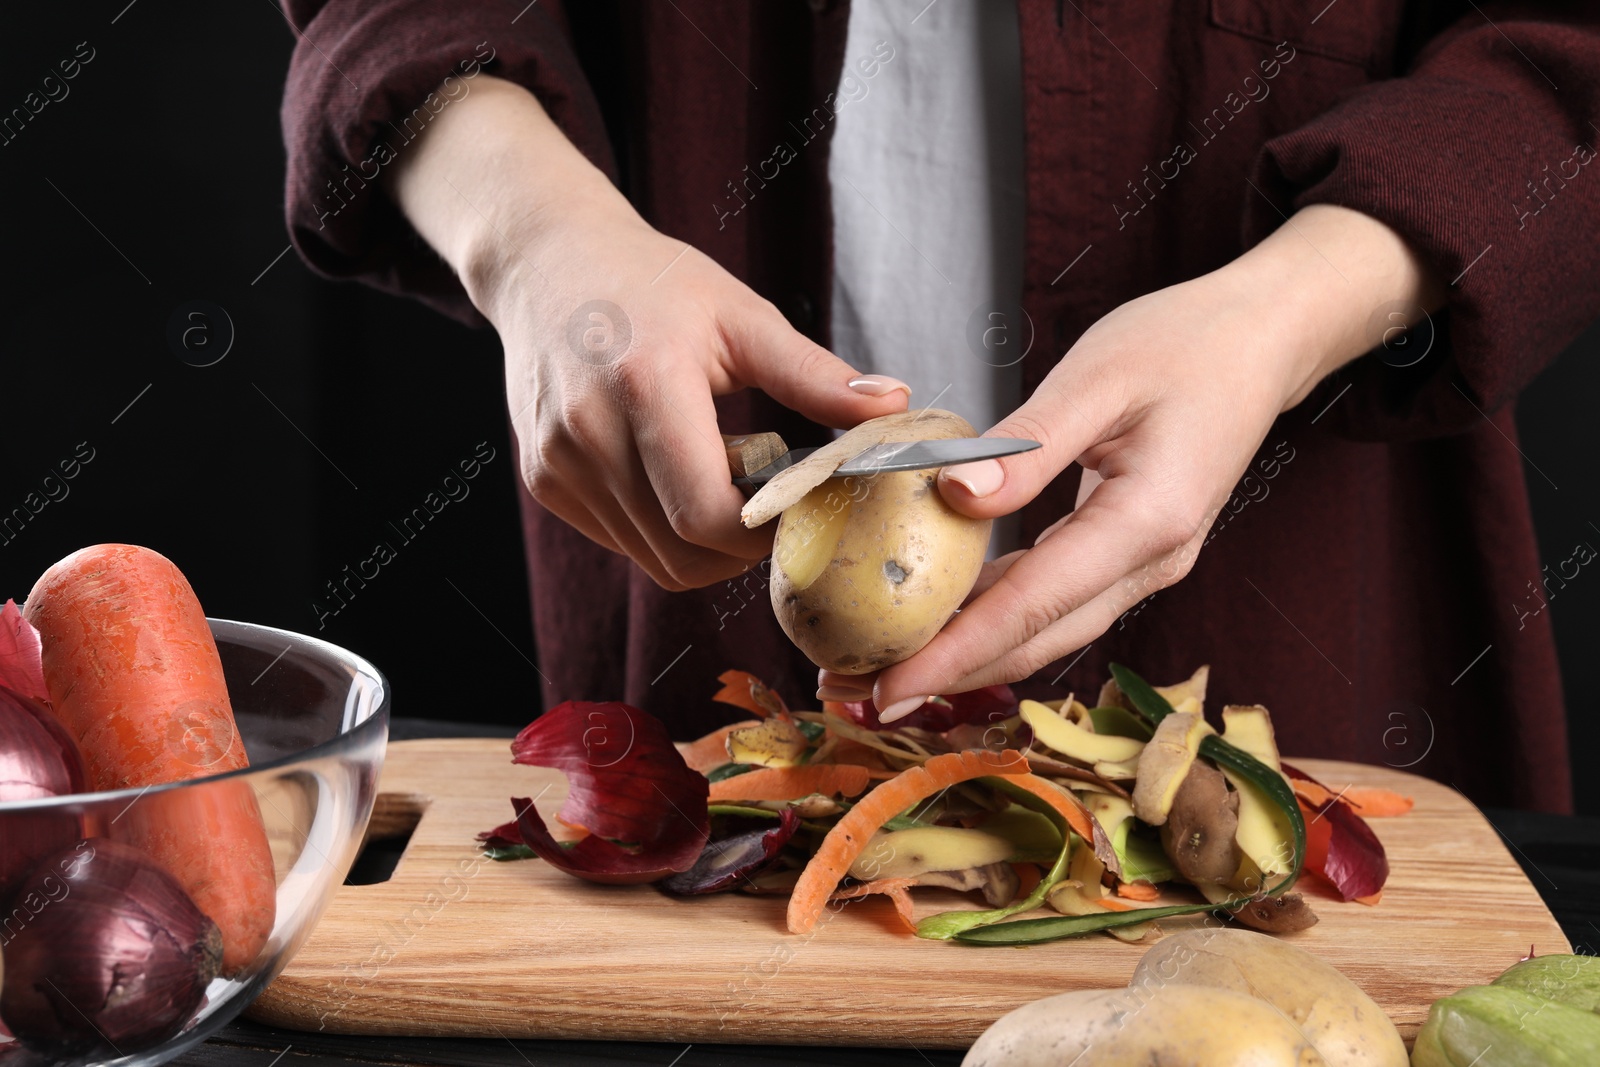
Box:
[2,3,1596,813]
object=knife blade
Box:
[833,438,1040,477]
[723,433,1041,497]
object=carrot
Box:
[707,763,872,802]
[1290,779,1413,818]
[1012,862,1042,900]
[681,719,761,773]
[1117,880,1162,902]
[786,749,1027,934]
[1097,896,1140,912]
[1344,787,1413,817]
[830,877,918,933]
[25,544,275,974]
[712,670,789,719]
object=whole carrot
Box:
[25,544,275,974]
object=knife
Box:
[723,432,1041,497]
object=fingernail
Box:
[848,374,912,398]
[816,685,872,702]
[878,695,931,723]
[942,459,1004,498]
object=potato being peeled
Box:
[761,411,992,675]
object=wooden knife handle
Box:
[722,432,789,479]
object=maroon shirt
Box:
[281,1,1600,812]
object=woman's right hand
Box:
[390,76,909,590]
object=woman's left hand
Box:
[818,204,1445,721]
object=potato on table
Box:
[1130,929,1406,1067]
[962,985,1329,1066]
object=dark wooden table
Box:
[179,721,1600,1067]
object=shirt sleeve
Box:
[279,0,613,325]
[1246,6,1600,441]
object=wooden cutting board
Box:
[248,738,1571,1048]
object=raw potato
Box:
[1221,704,1282,770]
[1020,699,1147,764]
[1224,765,1298,879]
[1160,759,1242,884]
[1130,711,1214,825]
[962,985,1328,1066]
[1130,929,1407,1067]
[765,411,992,674]
[848,826,1014,881]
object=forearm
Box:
[1220,203,1448,411]
[386,74,635,323]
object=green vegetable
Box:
[707,804,781,819]
[1115,822,1175,884]
[482,843,537,862]
[1411,985,1600,1066]
[1494,954,1600,1015]
[983,805,1065,864]
[705,762,758,782]
[915,800,1073,940]
[955,899,1253,944]
[1087,704,1154,740]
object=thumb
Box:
[936,388,1106,520]
[722,302,910,428]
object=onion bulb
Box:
[0,684,86,893]
[0,838,222,1053]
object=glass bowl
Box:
[0,619,389,1066]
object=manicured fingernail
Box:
[816,685,872,702]
[942,459,1004,498]
[848,374,912,398]
[878,695,931,723]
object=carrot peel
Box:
[786,749,1026,934]
[707,763,871,803]
[830,878,919,934]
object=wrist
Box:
[386,75,635,326]
[1222,204,1445,411]
[459,181,637,327]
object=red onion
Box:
[0,839,222,1053]
[661,808,801,895]
[0,685,86,894]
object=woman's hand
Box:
[389,76,910,590]
[822,204,1444,719]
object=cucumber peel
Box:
[916,778,1076,940]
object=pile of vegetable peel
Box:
[480,666,1410,945]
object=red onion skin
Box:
[0,686,87,894]
[0,838,222,1053]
